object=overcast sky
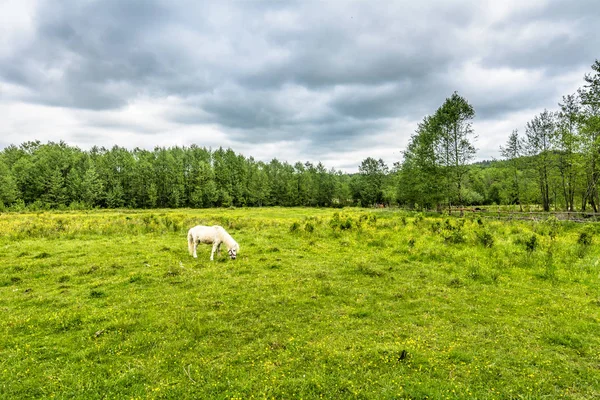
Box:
[1,0,598,171]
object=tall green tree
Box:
[579,59,600,211]
[0,159,20,206]
[436,92,476,206]
[500,130,524,210]
[357,157,388,206]
[524,110,556,211]
[399,115,444,209]
[44,169,67,208]
[80,165,104,207]
[248,161,270,207]
[555,94,581,211]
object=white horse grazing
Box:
[187,225,239,260]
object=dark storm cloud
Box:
[1,0,600,166]
[1,0,198,109]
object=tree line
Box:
[0,142,392,210]
[0,60,598,212]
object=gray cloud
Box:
[1,0,599,170]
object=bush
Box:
[578,232,592,246]
[413,213,424,225]
[477,231,494,248]
[340,217,354,230]
[445,229,466,244]
[329,212,341,229]
[329,213,358,231]
[359,213,376,226]
[525,234,538,252]
[289,221,301,233]
[304,222,315,233]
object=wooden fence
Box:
[442,207,600,223]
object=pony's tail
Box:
[187,231,194,256]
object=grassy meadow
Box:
[1,207,600,399]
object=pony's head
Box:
[228,248,237,260]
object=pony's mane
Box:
[216,226,239,250]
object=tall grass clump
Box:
[304,221,315,233]
[577,231,592,246]
[576,231,593,258]
[476,230,494,248]
[289,221,301,233]
[524,234,539,252]
[329,212,357,231]
[441,219,466,244]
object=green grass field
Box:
[1,208,599,399]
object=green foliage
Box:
[0,159,20,205]
[289,221,301,233]
[356,157,388,206]
[525,234,539,252]
[578,231,592,246]
[304,221,315,233]
[2,143,383,210]
[399,91,476,208]
[476,230,494,248]
[444,228,466,244]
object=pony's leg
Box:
[211,242,218,261]
[193,242,198,258]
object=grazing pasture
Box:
[1,208,599,399]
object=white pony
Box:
[187,225,239,260]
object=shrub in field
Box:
[340,217,354,230]
[329,213,357,231]
[413,213,424,225]
[576,231,593,258]
[329,212,341,228]
[578,232,592,246]
[304,221,315,233]
[441,219,466,244]
[359,213,377,225]
[525,234,538,252]
[448,277,464,288]
[444,219,455,231]
[476,230,494,248]
[290,221,301,233]
[445,229,466,244]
